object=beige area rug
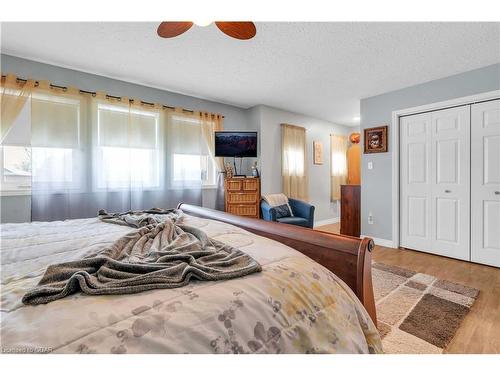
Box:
[372,263,479,354]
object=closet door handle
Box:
[495,191,500,195]
[444,190,451,193]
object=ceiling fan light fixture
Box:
[157,21,256,40]
[193,19,213,27]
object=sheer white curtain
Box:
[128,100,167,210]
[90,97,203,214]
[87,93,134,215]
[0,75,35,223]
[163,109,203,208]
[200,112,224,210]
[1,74,34,143]
[1,74,216,223]
[281,123,308,201]
[30,82,89,220]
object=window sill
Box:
[0,186,219,197]
[0,190,31,197]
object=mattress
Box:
[0,214,382,354]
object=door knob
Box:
[444,190,451,193]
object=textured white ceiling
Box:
[1,22,499,126]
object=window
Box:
[1,93,32,194]
[97,147,160,189]
[1,93,81,193]
[172,154,214,185]
[330,134,348,201]
[1,93,218,197]
[331,150,347,176]
[1,146,32,193]
[169,115,216,187]
[31,94,82,190]
[95,103,161,190]
[32,147,74,184]
[283,148,305,176]
[281,123,308,200]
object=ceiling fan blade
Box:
[215,22,256,40]
[157,22,193,38]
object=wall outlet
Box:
[368,212,374,225]
[368,162,373,170]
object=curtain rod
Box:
[1,75,225,118]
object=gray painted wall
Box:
[360,63,500,241]
[256,105,353,222]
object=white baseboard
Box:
[314,217,340,228]
[360,235,396,248]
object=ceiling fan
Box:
[157,21,256,40]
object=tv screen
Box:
[214,131,257,158]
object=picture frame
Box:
[313,141,324,165]
[364,125,388,153]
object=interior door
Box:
[430,106,470,260]
[400,113,432,251]
[471,99,500,267]
[400,106,470,261]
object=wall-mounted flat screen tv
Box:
[214,131,257,158]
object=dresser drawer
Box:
[227,204,258,217]
[242,179,259,191]
[227,192,258,204]
[226,180,242,191]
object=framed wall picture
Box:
[364,125,388,153]
[313,141,324,164]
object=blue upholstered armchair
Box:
[260,198,315,228]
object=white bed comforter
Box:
[0,214,381,354]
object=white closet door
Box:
[471,99,500,267]
[400,113,432,251]
[430,106,470,260]
[400,106,470,261]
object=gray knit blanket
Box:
[22,208,261,305]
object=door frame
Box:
[391,90,500,249]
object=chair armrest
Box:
[260,200,277,221]
[288,198,315,228]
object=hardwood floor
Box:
[316,224,500,354]
[316,222,340,233]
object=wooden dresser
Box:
[224,177,260,219]
[340,184,361,237]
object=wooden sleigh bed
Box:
[1,203,380,353]
[178,203,377,325]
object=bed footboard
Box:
[178,203,377,325]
